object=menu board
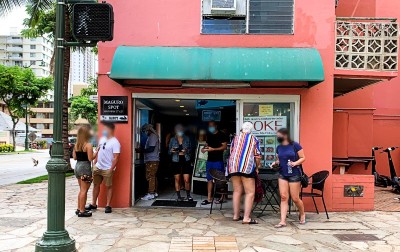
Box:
[256,136,277,168]
[193,143,208,178]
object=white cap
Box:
[242,122,253,133]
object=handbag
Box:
[292,144,309,188]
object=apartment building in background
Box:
[68,49,98,98]
[0,30,53,79]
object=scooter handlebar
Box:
[372,147,383,150]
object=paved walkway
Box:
[1,178,400,252]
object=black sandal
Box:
[78,211,92,217]
[242,219,258,224]
[233,216,244,221]
[201,200,211,205]
[187,196,194,202]
[85,204,97,211]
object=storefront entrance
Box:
[131,94,300,208]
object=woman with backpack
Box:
[272,128,306,228]
[227,122,262,224]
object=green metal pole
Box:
[24,105,28,151]
[35,0,76,251]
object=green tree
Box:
[70,77,98,126]
[0,65,52,149]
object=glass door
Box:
[237,97,299,169]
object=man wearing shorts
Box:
[201,121,228,205]
[86,122,120,213]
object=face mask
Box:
[277,137,284,144]
[208,127,216,134]
[102,130,109,137]
[177,131,184,137]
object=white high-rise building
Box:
[0,30,53,79]
[68,49,98,97]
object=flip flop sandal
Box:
[299,219,306,225]
[274,223,287,228]
[242,219,258,224]
[214,199,226,204]
[201,200,211,205]
[233,216,244,221]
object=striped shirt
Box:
[228,132,261,175]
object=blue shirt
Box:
[168,135,191,162]
[276,142,303,176]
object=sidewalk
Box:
[1,178,400,252]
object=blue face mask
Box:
[102,130,108,137]
[177,131,184,137]
[208,127,216,134]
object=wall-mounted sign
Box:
[259,104,273,116]
[202,110,221,122]
[100,96,128,123]
[243,116,287,135]
[344,185,364,197]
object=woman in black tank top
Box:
[73,126,94,217]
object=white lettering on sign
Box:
[243,116,287,135]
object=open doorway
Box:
[134,98,236,208]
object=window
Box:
[30,53,36,58]
[201,0,294,34]
[30,45,36,50]
[30,38,36,41]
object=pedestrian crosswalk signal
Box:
[72,3,114,42]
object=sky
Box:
[0,7,28,35]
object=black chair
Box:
[209,168,230,214]
[300,170,330,219]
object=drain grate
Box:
[334,234,380,241]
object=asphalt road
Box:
[0,150,76,186]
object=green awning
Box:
[109,46,324,85]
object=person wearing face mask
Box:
[136,124,160,200]
[86,122,121,214]
[169,124,192,201]
[201,121,228,205]
[272,128,306,228]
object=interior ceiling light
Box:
[180,105,185,108]
[186,114,190,116]
[175,99,180,102]
[183,110,187,112]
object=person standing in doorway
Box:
[272,128,306,228]
[86,122,121,214]
[201,121,228,205]
[169,124,193,201]
[137,124,160,200]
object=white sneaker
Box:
[141,193,155,200]
[154,193,159,198]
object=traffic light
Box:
[72,3,114,42]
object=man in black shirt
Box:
[201,121,228,205]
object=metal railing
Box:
[336,17,398,71]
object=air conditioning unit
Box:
[211,0,237,14]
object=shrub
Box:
[0,144,15,153]
[35,140,47,149]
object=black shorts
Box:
[229,172,256,179]
[279,175,301,183]
[172,156,192,175]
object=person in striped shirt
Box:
[227,122,262,224]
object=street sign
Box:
[89,95,98,102]
[100,96,128,123]
[28,132,37,142]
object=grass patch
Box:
[0,150,38,155]
[17,171,74,184]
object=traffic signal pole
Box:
[35,0,76,251]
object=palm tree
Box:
[1,0,73,168]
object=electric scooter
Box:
[382,147,400,193]
[372,147,391,187]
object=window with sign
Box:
[243,102,295,168]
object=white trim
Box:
[132,93,299,101]
[131,99,136,205]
